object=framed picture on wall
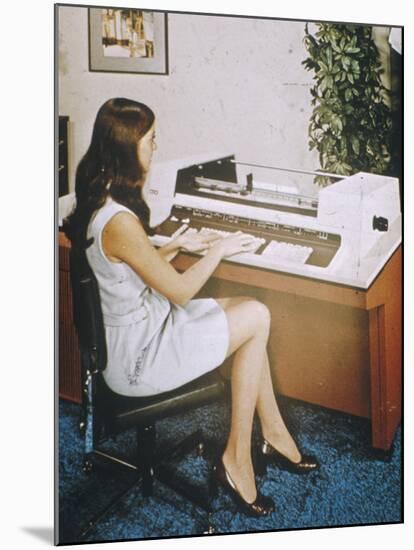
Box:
[88,8,168,74]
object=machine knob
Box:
[246,173,253,193]
[372,215,388,232]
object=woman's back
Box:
[86,198,168,323]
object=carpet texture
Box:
[57,396,401,544]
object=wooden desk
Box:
[59,231,402,450]
[59,232,82,403]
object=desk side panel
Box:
[59,237,82,404]
[367,246,402,449]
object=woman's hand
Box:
[173,226,222,253]
[173,227,257,257]
[210,231,258,258]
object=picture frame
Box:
[88,7,168,74]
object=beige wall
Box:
[58,6,318,194]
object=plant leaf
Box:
[351,135,360,155]
[326,46,333,69]
[302,21,393,181]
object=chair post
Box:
[136,424,156,497]
[80,350,102,473]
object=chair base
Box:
[78,428,217,540]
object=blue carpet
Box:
[57,396,401,544]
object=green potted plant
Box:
[302,23,393,186]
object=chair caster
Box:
[196,442,205,457]
[79,420,86,436]
[201,512,216,534]
[82,458,94,474]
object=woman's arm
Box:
[102,212,255,306]
[158,225,221,262]
[157,239,182,262]
[156,223,189,262]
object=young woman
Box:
[65,97,318,517]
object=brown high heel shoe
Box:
[210,458,275,517]
[260,438,319,474]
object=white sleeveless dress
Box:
[86,199,229,397]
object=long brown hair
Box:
[64,97,155,248]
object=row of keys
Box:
[171,223,313,263]
[196,226,266,254]
[261,240,313,264]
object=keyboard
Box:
[165,223,313,266]
[197,226,266,254]
[154,205,341,268]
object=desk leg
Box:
[369,301,402,450]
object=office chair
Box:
[69,243,229,537]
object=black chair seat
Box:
[99,370,227,434]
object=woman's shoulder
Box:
[89,198,138,235]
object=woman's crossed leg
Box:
[215,296,301,503]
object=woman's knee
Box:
[232,299,271,338]
[223,299,271,356]
[246,300,271,331]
